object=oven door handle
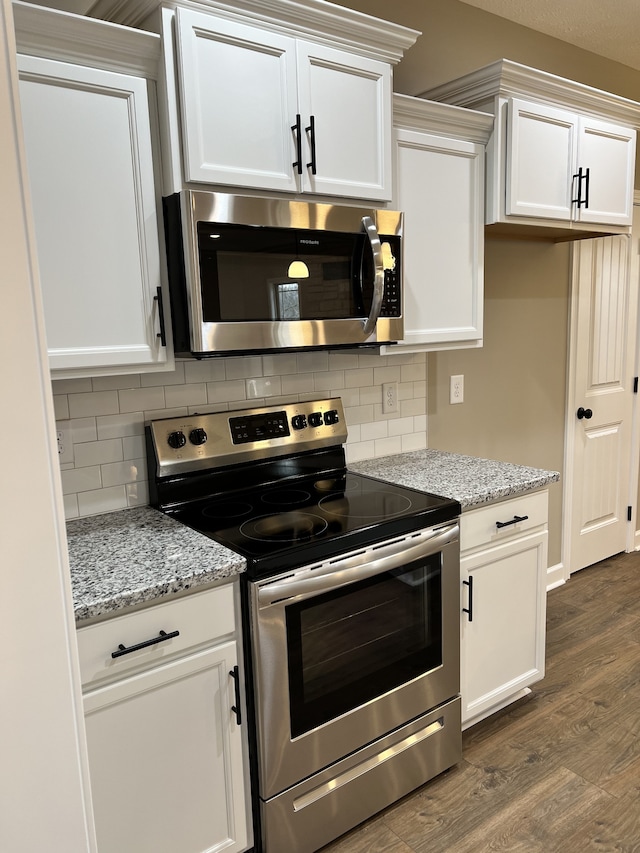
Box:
[257,523,459,606]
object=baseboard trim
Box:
[546,562,565,591]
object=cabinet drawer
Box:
[460,490,548,554]
[77,582,236,689]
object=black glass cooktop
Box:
[166,471,460,575]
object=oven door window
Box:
[286,555,442,738]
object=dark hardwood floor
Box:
[321,550,640,852]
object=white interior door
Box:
[564,221,638,573]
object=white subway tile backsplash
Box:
[374,436,403,456]
[101,458,146,488]
[78,485,128,516]
[70,418,97,444]
[262,353,298,376]
[226,356,263,380]
[183,360,226,383]
[55,349,428,520]
[68,390,119,418]
[119,387,165,413]
[208,379,246,403]
[246,376,282,399]
[61,466,102,494]
[53,395,70,420]
[97,412,145,440]
[164,383,208,409]
[91,374,142,391]
[402,431,427,452]
[52,378,93,394]
[74,438,123,468]
[140,363,185,387]
[361,421,388,442]
[123,435,146,460]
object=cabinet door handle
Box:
[462,575,473,622]
[572,167,590,209]
[583,166,590,209]
[111,629,179,659]
[154,287,167,347]
[305,115,317,175]
[292,114,303,175]
[496,514,529,529]
[229,666,242,726]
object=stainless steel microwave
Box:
[163,191,403,357]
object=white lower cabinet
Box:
[77,584,251,853]
[459,491,548,728]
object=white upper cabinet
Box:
[14,2,172,378]
[507,98,635,226]
[384,95,492,353]
[422,60,640,239]
[151,0,418,201]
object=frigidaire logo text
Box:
[299,239,320,245]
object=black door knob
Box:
[577,407,593,420]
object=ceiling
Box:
[459,0,640,72]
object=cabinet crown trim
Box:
[88,0,420,64]
[393,93,493,144]
[13,0,161,77]
[420,58,640,129]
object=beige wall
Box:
[337,0,640,567]
[428,238,570,564]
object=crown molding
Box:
[393,93,493,145]
[87,0,420,65]
[13,1,161,77]
[420,59,640,128]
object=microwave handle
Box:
[361,216,384,338]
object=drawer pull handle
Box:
[229,666,242,726]
[462,575,473,622]
[111,629,180,659]
[496,514,529,529]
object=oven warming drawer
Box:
[260,695,461,853]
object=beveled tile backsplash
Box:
[54,350,427,519]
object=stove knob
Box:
[189,428,208,446]
[291,414,307,430]
[324,409,340,425]
[167,430,186,449]
[308,412,323,428]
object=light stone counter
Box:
[67,506,246,624]
[350,449,560,509]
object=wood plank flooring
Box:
[320,550,640,852]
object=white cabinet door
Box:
[174,9,391,201]
[392,128,484,350]
[84,641,249,853]
[176,8,298,192]
[460,529,547,726]
[296,41,391,201]
[574,116,635,226]
[506,97,578,221]
[18,55,169,376]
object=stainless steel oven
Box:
[250,523,461,852]
[147,398,461,853]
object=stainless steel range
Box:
[146,398,462,853]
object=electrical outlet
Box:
[382,382,398,414]
[56,421,74,464]
[450,374,464,405]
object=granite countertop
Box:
[67,506,246,624]
[350,449,560,509]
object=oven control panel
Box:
[148,398,348,476]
